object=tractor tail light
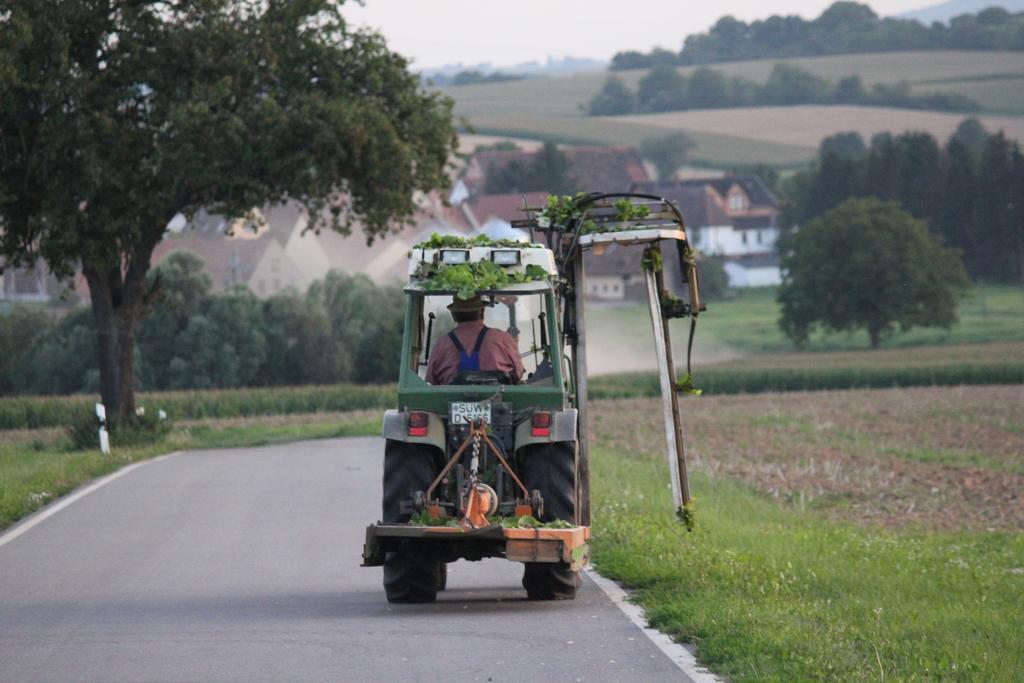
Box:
[531,412,551,437]
[408,411,429,437]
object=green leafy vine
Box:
[414,232,541,249]
[417,260,548,299]
[677,497,697,531]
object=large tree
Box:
[0,1,457,418]
[778,198,969,349]
[639,133,696,181]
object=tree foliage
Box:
[639,133,697,180]
[609,2,1024,68]
[587,76,635,116]
[589,62,976,116]
[483,142,575,195]
[0,1,457,417]
[778,199,969,349]
[783,121,1024,283]
[0,261,407,396]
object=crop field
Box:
[611,105,1024,151]
[590,384,1024,680]
[465,114,815,167]
[0,382,395,431]
[593,385,1024,530]
[446,51,1024,166]
[912,76,1024,116]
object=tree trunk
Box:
[868,325,882,350]
[83,264,123,416]
[82,248,158,421]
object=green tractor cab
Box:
[362,193,705,603]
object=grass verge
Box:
[591,449,1024,681]
[0,411,379,532]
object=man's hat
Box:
[447,295,485,313]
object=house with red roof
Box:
[632,175,782,288]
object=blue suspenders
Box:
[449,328,489,372]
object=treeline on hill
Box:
[430,70,524,86]
[611,2,1024,68]
[783,118,1024,284]
[588,64,977,116]
[0,253,404,396]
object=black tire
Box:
[383,541,442,603]
[522,561,580,600]
[438,562,448,591]
[381,440,443,603]
[518,442,580,600]
[382,440,437,523]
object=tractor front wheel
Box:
[518,442,581,600]
[382,440,443,603]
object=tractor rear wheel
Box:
[382,440,443,603]
[518,442,580,600]
[383,541,443,603]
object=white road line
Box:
[585,568,722,683]
[0,451,183,550]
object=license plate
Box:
[450,402,491,425]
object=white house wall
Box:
[249,241,306,298]
[283,213,332,289]
[695,225,779,257]
[723,262,781,288]
[744,266,782,287]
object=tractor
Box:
[361,193,704,602]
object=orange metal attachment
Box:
[460,483,496,530]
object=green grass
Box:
[587,283,1024,395]
[0,383,395,431]
[590,284,1024,356]
[591,448,1024,681]
[0,413,378,531]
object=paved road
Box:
[0,437,692,682]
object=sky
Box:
[342,0,938,70]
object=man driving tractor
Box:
[426,295,524,385]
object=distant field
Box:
[668,50,1024,87]
[457,133,543,153]
[467,114,815,166]
[912,76,1024,116]
[447,51,1024,166]
[612,105,1024,151]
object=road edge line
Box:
[0,450,185,550]
[585,568,721,683]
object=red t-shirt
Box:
[426,320,524,385]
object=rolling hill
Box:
[446,51,1024,167]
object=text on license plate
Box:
[450,402,491,425]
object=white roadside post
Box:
[95,403,110,455]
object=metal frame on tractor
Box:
[362,192,704,602]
